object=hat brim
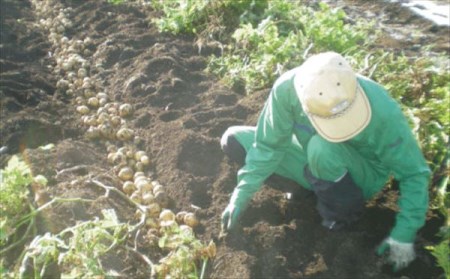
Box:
[308,84,371,142]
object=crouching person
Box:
[220,52,430,271]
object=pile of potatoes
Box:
[30,0,200,232]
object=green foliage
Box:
[156,225,203,278]
[151,0,265,39]
[208,2,373,93]
[19,209,128,279]
[107,0,126,5]
[0,156,33,246]
[426,226,450,278]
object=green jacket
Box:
[230,69,430,242]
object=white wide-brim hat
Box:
[294,52,372,142]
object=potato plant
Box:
[0,156,33,247]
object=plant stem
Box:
[0,218,36,255]
[200,258,208,279]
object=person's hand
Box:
[377,237,415,271]
[221,203,241,232]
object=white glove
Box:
[377,237,415,271]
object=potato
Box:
[110,115,121,127]
[176,211,188,224]
[133,171,145,180]
[140,155,150,166]
[87,97,99,108]
[116,128,134,141]
[85,127,100,140]
[142,192,155,205]
[135,178,153,192]
[76,105,90,115]
[122,181,136,195]
[119,103,133,117]
[130,191,142,203]
[183,213,199,228]
[159,209,175,227]
[133,150,144,160]
[152,184,164,195]
[118,167,134,181]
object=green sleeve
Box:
[230,82,295,208]
[374,108,430,243]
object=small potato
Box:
[83,91,95,99]
[110,116,121,127]
[159,209,175,227]
[140,155,150,166]
[76,105,90,115]
[107,107,118,115]
[119,103,133,117]
[133,171,145,179]
[75,96,84,105]
[152,184,164,195]
[99,98,108,107]
[97,92,108,99]
[85,127,100,140]
[107,152,115,164]
[116,128,134,141]
[183,213,199,228]
[142,192,155,205]
[146,202,161,217]
[130,191,142,204]
[87,97,99,108]
[84,116,97,126]
[126,148,135,159]
[118,167,134,181]
[135,178,153,192]
[176,211,188,224]
[78,68,87,78]
[100,124,115,140]
[122,181,136,195]
[134,151,146,161]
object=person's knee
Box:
[221,127,246,165]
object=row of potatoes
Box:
[30,0,200,235]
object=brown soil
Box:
[1,0,447,278]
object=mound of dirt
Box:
[0,0,446,278]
